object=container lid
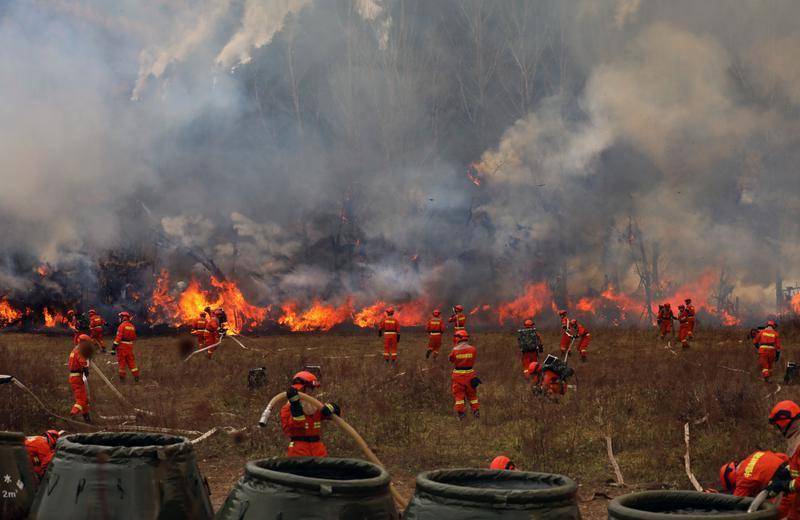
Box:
[244,457,391,496]
[414,468,578,505]
[57,432,193,460]
[0,431,25,444]
[609,491,777,520]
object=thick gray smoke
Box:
[1,0,799,322]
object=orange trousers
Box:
[383,334,398,360]
[451,373,479,414]
[117,345,139,379]
[560,333,571,352]
[205,333,219,358]
[90,330,105,350]
[542,371,565,395]
[578,335,591,359]
[521,352,538,374]
[659,320,673,337]
[759,347,776,380]
[287,440,327,457]
[69,379,89,415]
[678,323,691,347]
[427,333,442,357]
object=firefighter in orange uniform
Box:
[490,456,516,470]
[88,309,106,353]
[66,310,80,345]
[685,298,696,336]
[541,363,567,396]
[205,310,220,358]
[449,305,467,345]
[754,320,781,382]
[24,430,63,480]
[114,311,139,382]
[766,401,800,518]
[528,361,542,388]
[519,319,543,375]
[280,371,340,457]
[677,304,692,349]
[425,309,445,359]
[68,334,93,423]
[720,451,790,497]
[568,319,591,361]
[558,310,571,353]
[449,330,480,420]
[657,303,676,339]
[192,311,208,350]
[378,307,400,365]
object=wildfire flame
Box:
[278,300,352,332]
[466,164,482,187]
[43,307,66,328]
[497,282,552,325]
[0,299,22,326]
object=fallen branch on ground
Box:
[684,422,703,491]
[604,436,625,486]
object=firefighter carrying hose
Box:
[657,303,676,339]
[449,305,467,345]
[449,329,480,420]
[279,371,340,457]
[719,451,790,498]
[68,334,93,423]
[192,311,208,350]
[766,401,800,518]
[378,307,400,365]
[214,308,228,335]
[113,311,139,382]
[24,429,63,480]
[88,309,107,353]
[425,309,444,359]
[677,304,692,349]
[518,319,543,376]
[754,320,781,382]
[558,309,571,353]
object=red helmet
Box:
[214,308,224,315]
[569,319,578,327]
[719,461,737,492]
[769,400,800,436]
[558,309,567,316]
[118,311,131,320]
[523,319,534,328]
[767,320,777,328]
[454,330,469,342]
[528,361,541,374]
[77,333,93,343]
[490,455,516,471]
[67,310,75,316]
[386,307,395,315]
[454,305,464,312]
[291,371,320,390]
[432,309,441,317]
[44,429,64,449]
[88,309,96,315]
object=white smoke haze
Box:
[2,0,800,324]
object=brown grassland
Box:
[1,327,798,518]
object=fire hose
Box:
[258,391,408,509]
[0,374,100,430]
[88,361,154,416]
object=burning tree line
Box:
[0,260,755,332]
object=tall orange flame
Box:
[497,282,552,325]
[278,300,352,332]
[0,299,22,326]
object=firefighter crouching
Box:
[490,456,516,470]
[531,355,574,396]
[425,309,444,359]
[518,319,543,376]
[280,371,340,457]
[449,330,480,420]
[24,429,63,481]
[754,320,780,383]
[766,401,800,518]
[114,311,139,382]
[720,451,790,500]
[68,334,94,423]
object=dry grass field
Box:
[2,326,798,518]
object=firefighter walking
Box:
[449,305,467,345]
[677,304,692,349]
[192,311,208,351]
[88,309,106,353]
[685,298,696,336]
[558,310,571,353]
[449,330,480,419]
[114,311,139,382]
[657,303,676,339]
[754,320,780,382]
[518,319,543,376]
[205,309,220,359]
[378,307,400,365]
[279,371,340,457]
[68,334,93,423]
[425,309,444,359]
